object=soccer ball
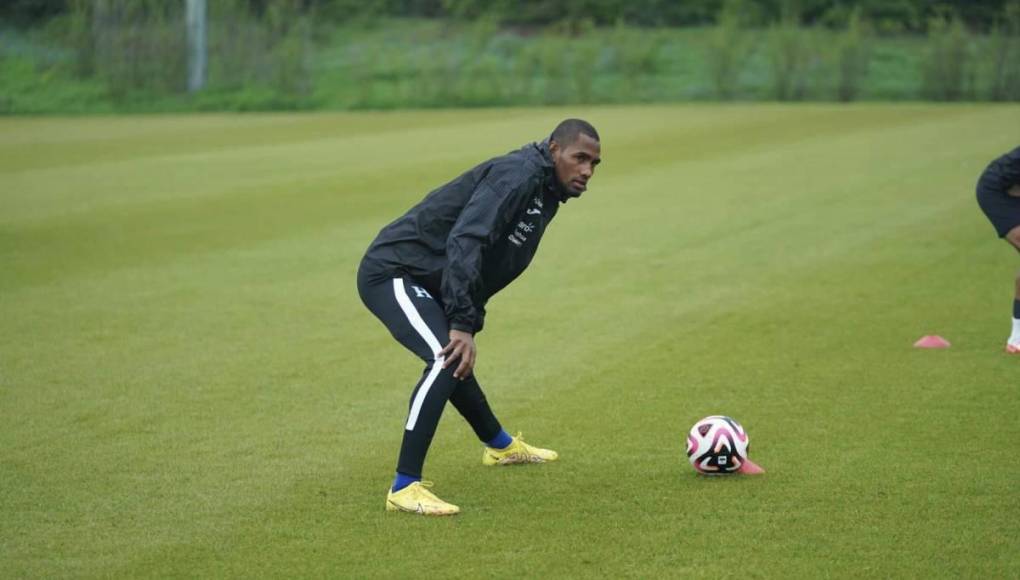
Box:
[686,415,749,474]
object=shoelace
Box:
[413,480,444,502]
[509,432,542,461]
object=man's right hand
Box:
[1008,184,1020,198]
[438,329,476,380]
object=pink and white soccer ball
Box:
[686,415,750,474]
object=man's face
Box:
[550,133,601,197]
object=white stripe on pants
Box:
[392,278,446,430]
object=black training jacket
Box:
[361,140,572,334]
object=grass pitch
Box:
[2,105,1019,578]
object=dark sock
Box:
[392,472,420,492]
[485,430,513,449]
[1014,299,1020,319]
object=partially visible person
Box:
[976,145,1020,353]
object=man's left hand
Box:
[438,329,476,380]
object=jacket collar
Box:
[533,139,572,203]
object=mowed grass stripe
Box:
[0,105,1001,290]
[0,109,548,174]
[1,105,1018,578]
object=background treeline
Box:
[0,0,1018,114]
[2,0,1016,31]
[320,0,1020,32]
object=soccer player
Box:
[357,119,602,515]
[976,145,1020,353]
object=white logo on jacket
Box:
[508,198,543,247]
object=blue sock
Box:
[486,430,513,450]
[1014,299,1020,319]
[392,472,420,492]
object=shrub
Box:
[65,0,313,102]
[766,19,817,100]
[833,8,871,102]
[705,0,755,99]
[985,1,1020,101]
[67,0,187,97]
[608,21,663,101]
[920,13,974,101]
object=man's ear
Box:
[548,139,559,156]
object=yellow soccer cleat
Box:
[385,481,460,516]
[482,432,559,466]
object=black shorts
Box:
[976,161,1020,238]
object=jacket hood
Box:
[528,139,574,203]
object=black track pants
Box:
[357,261,503,478]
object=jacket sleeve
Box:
[442,170,532,333]
[1002,147,1020,188]
[475,303,487,334]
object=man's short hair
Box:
[551,119,599,146]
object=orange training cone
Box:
[913,335,951,349]
[738,458,765,474]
